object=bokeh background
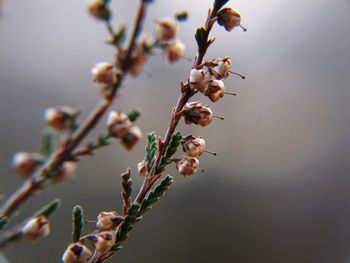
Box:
[1,0,350,262]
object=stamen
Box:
[213,115,224,120]
[229,70,246,79]
[204,150,217,156]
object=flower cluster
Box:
[107,111,142,150]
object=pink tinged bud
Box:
[166,40,185,63]
[176,156,199,177]
[22,216,50,241]
[45,106,79,130]
[217,7,242,31]
[62,243,92,263]
[206,80,225,102]
[92,62,117,86]
[93,232,115,253]
[156,18,178,41]
[96,211,123,231]
[86,0,110,20]
[189,68,211,94]
[209,56,231,80]
[121,126,142,150]
[52,162,76,183]
[12,152,44,177]
[137,160,148,176]
[107,111,132,138]
[183,102,213,127]
[182,136,206,157]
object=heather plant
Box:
[0,0,246,262]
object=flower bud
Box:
[97,211,123,231]
[52,162,77,183]
[206,80,225,102]
[22,216,50,241]
[93,231,115,253]
[45,106,78,130]
[208,56,231,80]
[176,155,199,177]
[137,160,148,176]
[121,126,142,150]
[62,243,92,263]
[182,136,206,157]
[107,111,132,138]
[189,68,211,93]
[156,18,178,41]
[92,62,117,86]
[183,102,213,127]
[12,152,44,177]
[166,40,185,63]
[86,0,110,21]
[217,7,242,31]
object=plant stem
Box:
[134,2,220,205]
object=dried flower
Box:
[182,136,206,157]
[176,155,199,177]
[165,40,185,63]
[129,49,149,76]
[107,111,132,138]
[52,162,77,183]
[121,126,142,150]
[12,152,44,177]
[97,211,123,231]
[92,62,117,85]
[45,106,78,130]
[207,56,231,80]
[86,0,110,21]
[137,160,148,176]
[22,216,50,241]
[156,18,178,41]
[189,68,211,93]
[206,80,225,102]
[217,7,242,31]
[62,243,92,263]
[183,102,213,127]
[93,231,115,253]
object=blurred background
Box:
[1,0,350,262]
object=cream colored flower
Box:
[97,211,123,230]
[206,80,225,102]
[217,7,242,31]
[107,111,132,138]
[62,243,92,263]
[182,136,206,157]
[176,155,199,177]
[189,68,211,94]
[156,18,178,41]
[22,216,50,241]
[166,40,185,63]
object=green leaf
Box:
[121,168,132,203]
[113,26,126,45]
[175,11,188,22]
[127,109,141,123]
[116,204,140,241]
[138,175,173,216]
[214,0,230,10]
[111,244,123,252]
[33,199,61,218]
[195,27,207,50]
[72,206,84,242]
[146,132,157,172]
[0,216,8,231]
[41,129,55,157]
[156,132,182,174]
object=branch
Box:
[0,0,150,222]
